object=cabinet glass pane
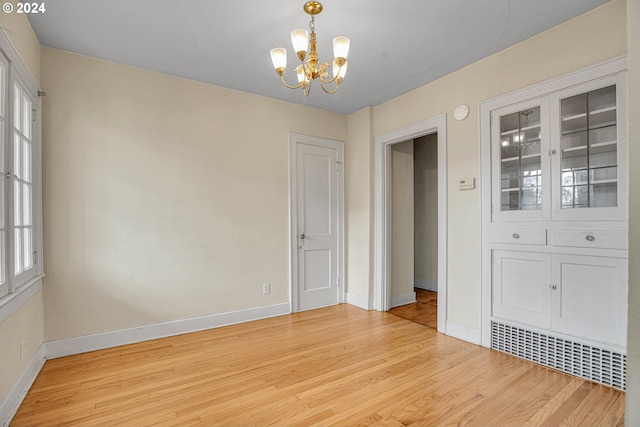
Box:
[560,85,617,209]
[499,106,542,211]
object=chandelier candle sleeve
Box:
[270,48,287,71]
[333,36,350,60]
[291,29,309,57]
[270,1,350,96]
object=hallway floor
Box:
[388,288,437,329]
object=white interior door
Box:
[290,134,343,311]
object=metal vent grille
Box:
[491,321,626,390]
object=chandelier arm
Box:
[319,78,340,94]
[319,73,339,85]
[279,73,306,90]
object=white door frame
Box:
[373,115,447,333]
[289,133,345,313]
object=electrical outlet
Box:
[20,341,26,361]
[263,283,270,294]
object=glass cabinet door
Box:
[559,85,617,209]
[498,106,542,212]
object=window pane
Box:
[0,121,4,174]
[22,140,31,182]
[22,93,31,139]
[14,179,21,226]
[0,172,3,228]
[14,134,21,179]
[13,84,20,132]
[23,227,31,270]
[0,231,5,285]
[14,228,22,275]
[22,183,31,225]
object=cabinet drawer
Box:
[553,231,627,250]
[490,229,547,245]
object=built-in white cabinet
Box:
[492,249,627,347]
[481,59,628,375]
[490,74,626,223]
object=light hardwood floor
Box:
[12,304,624,426]
[388,288,438,330]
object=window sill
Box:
[0,274,44,324]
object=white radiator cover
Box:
[491,321,626,390]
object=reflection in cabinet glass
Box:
[500,106,542,211]
[560,85,617,209]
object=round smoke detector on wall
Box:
[454,104,469,121]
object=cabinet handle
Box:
[512,233,520,239]
[585,234,595,242]
[549,284,557,291]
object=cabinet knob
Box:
[585,234,595,242]
[512,233,520,239]
[549,284,557,291]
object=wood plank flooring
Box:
[388,288,438,329]
[11,304,625,426]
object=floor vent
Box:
[491,321,626,390]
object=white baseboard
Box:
[446,321,481,345]
[45,302,291,359]
[414,279,437,292]
[346,292,373,310]
[390,292,416,308]
[1,344,46,427]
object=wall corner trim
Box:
[0,344,46,427]
[44,302,291,359]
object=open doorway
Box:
[373,115,447,334]
[387,134,438,329]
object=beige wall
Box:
[371,0,627,328]
[626,0,639,423]
[0,292,43,403]
[414,134,438,289]
[345,107,373,302]
[0,7,42,404]
[390,140,414,299]
[41,48,347,341]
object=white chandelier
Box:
[270,1,350,96]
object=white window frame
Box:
[0,30,44,321]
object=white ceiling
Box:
[28,0,610,115]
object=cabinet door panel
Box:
[550,74,627,221]
[492,250,551,328]
[552,254,627,347]
[491,99,550,222]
